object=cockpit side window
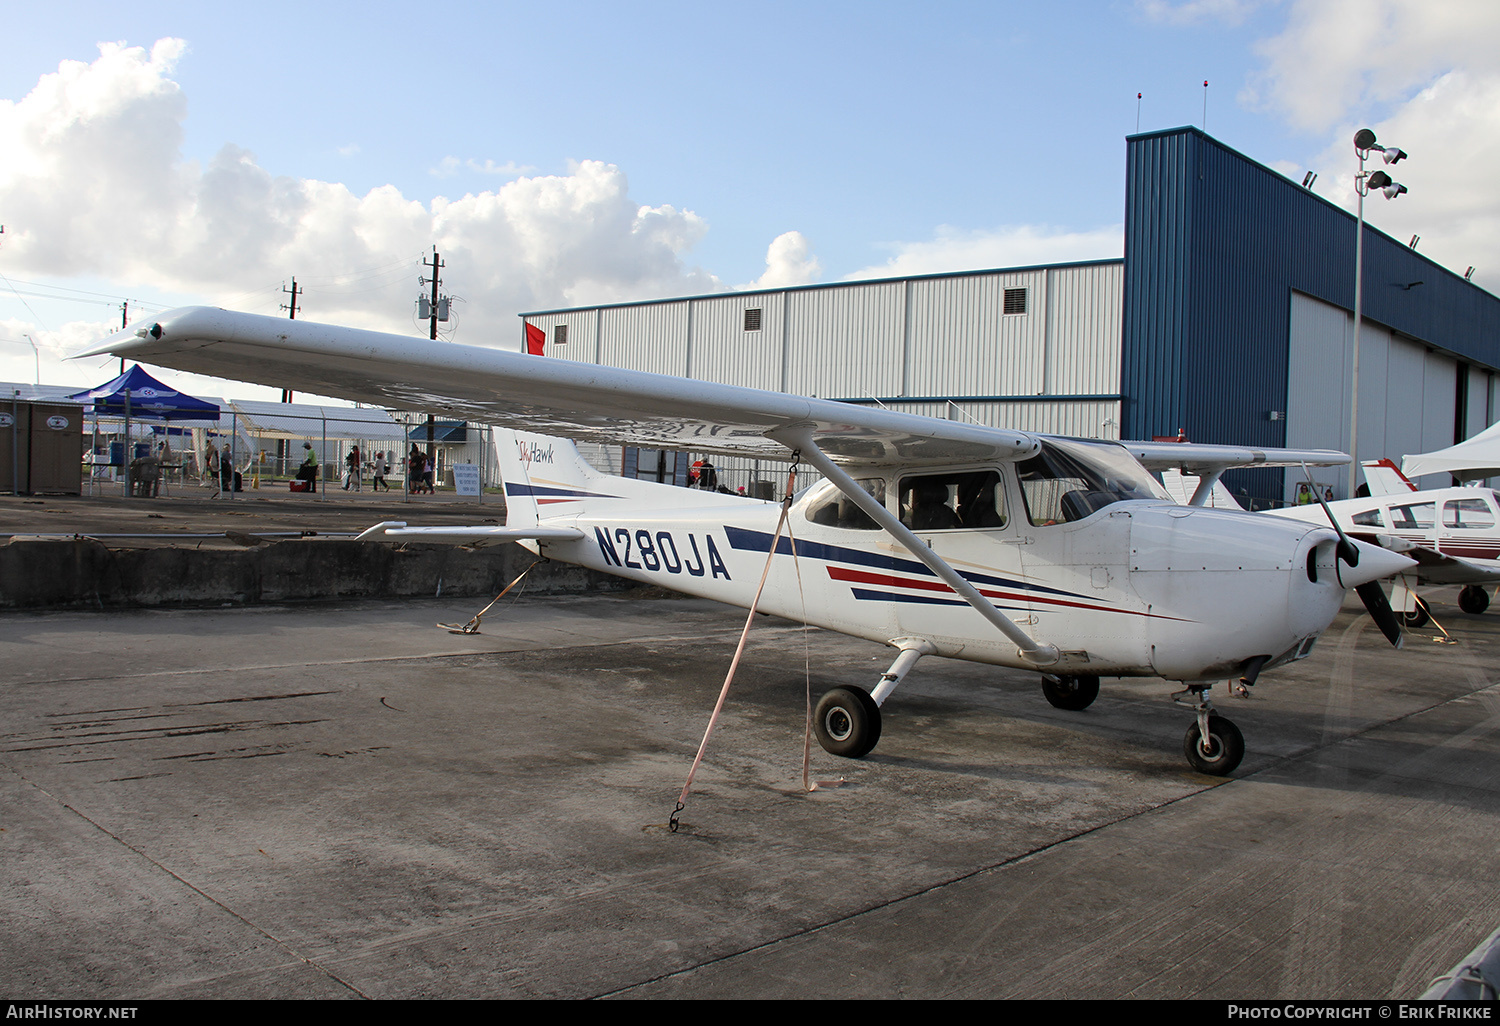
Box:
[897,470,1006,531]
[1389,502,1435,530]
[1016,438,1166,526]
[805,478,886,530]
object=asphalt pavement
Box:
[1,591,1497,999]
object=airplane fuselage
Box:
[522,472,1355,684]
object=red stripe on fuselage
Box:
[824,565,1132,617]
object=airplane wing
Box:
[1124,441,1351,475]
[1363,538,1500,585]
[77,307,1040,468]
[1125,441,1349,507]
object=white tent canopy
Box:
[224,399,406,442]
[1402,421,1500,481]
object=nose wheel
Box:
[1183,714,1244,775]
[1174,684,1245,776]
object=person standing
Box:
[297,441,319,492]
[408,443,427,494]
[344,445,362,491]
[372,451,391,492]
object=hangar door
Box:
[1285,291,1457,497]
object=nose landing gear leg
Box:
[1172,683,1245,776]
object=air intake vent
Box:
[744,308,763,331]
[1003,288,1027,315]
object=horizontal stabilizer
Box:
[355,521,585,548]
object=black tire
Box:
[1041,674,1100,711]
[813,687,882,758]
[1459,586,1491,615]
[1401,605,1430,629]
[1183,714,1245,776]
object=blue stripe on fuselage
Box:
[723,525,1082,599]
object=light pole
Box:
[1348,128,1408,498]
[21,333,39,385]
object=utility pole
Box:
[119,301,128,376]
[420,249,444,342]
[276,278,303,472]
[280,278,302,403]
[417,249,447,480]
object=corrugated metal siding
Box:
[1128,122,1500,498]
[1286,291,1350,453]
[906,271,1046,396]
[1047,263,1122,394]
[1466,366,1491,439]
[937,400,1121,438]
[689,292,784,391]
[1125,125,1500,500]
[520,312,598,364]
[599,302,691,375]
[784,281,906,398]
[1286,292,1466,496]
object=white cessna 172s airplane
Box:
[1269,460,1500,627]
[79,308,1416,776]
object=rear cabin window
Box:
[806,478,886,530]
[1350,508,1385,527]
[898,470,1006,531]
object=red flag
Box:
[524,321,545,356]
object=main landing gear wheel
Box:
[1401,605,1430,629]
[1459,586,1491,615]
[1041,674,1101,711]
[814,686,882,758]
[1183,714,1245,776]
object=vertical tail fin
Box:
[1361,458,1419,496]
[494,430,605,529]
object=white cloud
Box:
[742,231,820,289]
[845,224,1124,281]
[0,40,723,353]
[1305,70,1500,294]
[430,156,535,178]
[1244,0,1500,133]
[1241,1,1500,294]
[1137,0,1268,26]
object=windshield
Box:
[1016,438,1168,525]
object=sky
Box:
[2,0,1498,403]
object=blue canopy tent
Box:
[68,365,220,422]
[69,365,221,495]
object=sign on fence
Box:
[451,463,481,497]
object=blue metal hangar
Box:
[519,126,1500,504]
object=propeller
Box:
[1302,465,1403,648]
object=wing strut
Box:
[1188,469,1224,507]
[777,427,1060,667]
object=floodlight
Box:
[1367,170,1393,190]
[1381,145,1407,164]
[1382,182,1408,199]
[1353,128,1378,152]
